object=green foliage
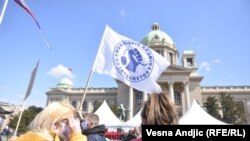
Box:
[234,101,248,124]
[8,105,43,134]
[220,93,248,124]
[204,96,221,120]
[110,103,119,117]
[92,101,102,113]
[204,93,248,124]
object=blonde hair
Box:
[28,101,76,132]
[141,93,178,125]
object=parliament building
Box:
[46,23,250,123]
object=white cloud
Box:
[47,64,74,79]
[213,59,221,63]
[120,8,126,17]
[199,62,211,72]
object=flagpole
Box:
[13,60,39,136]
[13,101,26,137]
[0,0,9,24]
[77,25,108,114]
[77,70,94,113]
[14,0,51,50]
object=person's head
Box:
[141,93,178,125]
[28,101,76,139]
[120,104,124,108]
[82,113,100,129]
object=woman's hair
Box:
[141,93,178,125]
[28,101,76,132]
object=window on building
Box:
[136,91,143,105]
[187,58,193,66]
[114,99,117,106]
[156,50,164,57]
[169,52,174,64]
[177,108,183,117]
[93,101,101,112]
[71,101,77,109]
[174,92,181,106]
[154,35,159,39]
[82,101,87,112]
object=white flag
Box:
[23,60,39,102]
[92,25,169,94]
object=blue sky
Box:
[0,0,249,108]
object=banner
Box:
[92,25,169,94]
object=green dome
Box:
[141,23,174,47]
[57,78,73,88]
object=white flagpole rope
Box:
[39,29,52,50]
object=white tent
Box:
[179,100,227,125]
[94,100,123,128]
[124,109,142,127]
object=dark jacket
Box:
[82,124,106,141]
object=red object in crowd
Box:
[105,132,122,140]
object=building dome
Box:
[141,23,174,47]
[57,78,73,88]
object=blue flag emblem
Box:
[113,40,154,82]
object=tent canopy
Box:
[124,109,142,127]
[94,100,123,127]
[178,100,227,125]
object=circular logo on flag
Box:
[113,40,154,82]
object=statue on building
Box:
[117,104,126,121]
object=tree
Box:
[204,96,221,120]
[110,103,119,117]
[220,93,248,124]
[234,101,248,124]
[8,105,43,134]
[92,101,102,113]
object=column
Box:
[46,95,50,105]
[181,92,185,114]
[184,80,190,110]
[129,87,134,120]
[143,91,147,101]
[77,101,80,111]
[65,94,69,102]
[87,101,92,113]
[168,81,175,104]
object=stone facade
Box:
[0,102,22,131]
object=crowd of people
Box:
[0,93,176,141]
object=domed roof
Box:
[141,23,174,47]
[57,78,73,88]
